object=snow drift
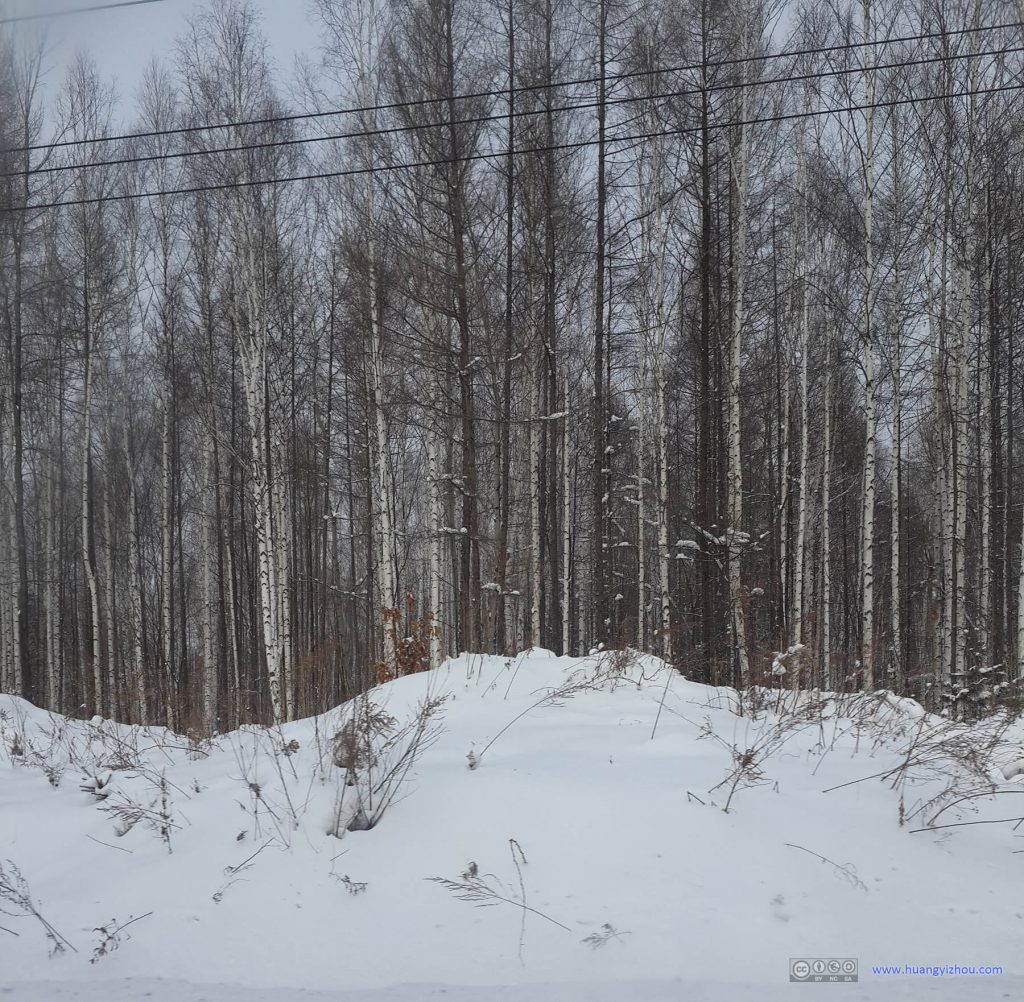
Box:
[2,650,1022,1000]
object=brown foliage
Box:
[375,598,439,685]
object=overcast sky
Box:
[3,0,319,125]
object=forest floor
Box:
[2,651,1023,1001]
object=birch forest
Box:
[2,0,1024,730]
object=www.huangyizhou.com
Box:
[872,964,1004,977]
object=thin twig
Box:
[909,816,1024,834]
[509,839,529,964]
[86,834,134,854]
[113,910,152,933]
[821,767,894,793]
[650,663,675,740]
[784,842,868,892]
[225,839,275,874]
[926,790,1024,828]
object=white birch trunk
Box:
[652,157,672,662]
[368,234,398,670]
[237,243,288,724]
[953,267,970,697]
[249,412,282,722]
[779,352,790,629]
[637,124,672,662]
[224,517,241,727]
[102,481,117,719]
[792,194,809,654]
[791,298,809,689]
[528,362,542,649]
[355,0,397,672]
[929,246,953,694]
[428,416,443,667]
[259,442,284,719]
[126,467,146,724]
[0,428,14,697]
[966,0,988,682]
[656,350,671,661]
[44,463,59,711]
[1017,533,1024,681]
[979,281,991,667]
[10,425,22,701]
[637,365,648,652]
[9,434,22,700]
[938,289,952,699]
[274,470,294,718]
[202,431,217,732]
[160,391,174,728]
[890,335,902,688]
[821,334,832,688]
[727,73,751,687]
[859,0,877,690]
[562,382,572,655]
[941,427,954,693]
[888,128,906,691]
[81,329,102,716]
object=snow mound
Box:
[2,652,1021,1000]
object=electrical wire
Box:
[6,18,1021,154]
[6,42,1019,179]
[0,0,164,25]
[24,80,1024,212]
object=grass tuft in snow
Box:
[428,839,570,964]
[581,923,631,949]
[334,875,368,896]
[0,860,77,956]
[327,691,449,836]
[90,912,153,964]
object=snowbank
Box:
[2,652,1021,1000]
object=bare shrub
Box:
[0,860,76,956]
[582,923,631,949]
[329,691,448,836]
[99,773,176,851]
[185,731,212,761]
[80,772,114,799]
[90,912,152,964]
[808,695,1023,832]
[212,840,276,903]
[1,705,63,786]
[704,714,808,812]
[0,704,29,763]
[228,728,314,846]
[6,731,24,759]
[334,874,368,896]
[428,840,569,962]
[330,705,395,772]
[472,660,632,769]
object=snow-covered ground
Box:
[2,651,1022,1001]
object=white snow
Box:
[2,651,1022,1001]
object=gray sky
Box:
[3,0,320,125]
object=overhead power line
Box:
[7,18,1021,155]
[25,80,1024,212]
[6,42,1019,179]
[0,0,164,25]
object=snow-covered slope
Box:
[2,651,1022,1000]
